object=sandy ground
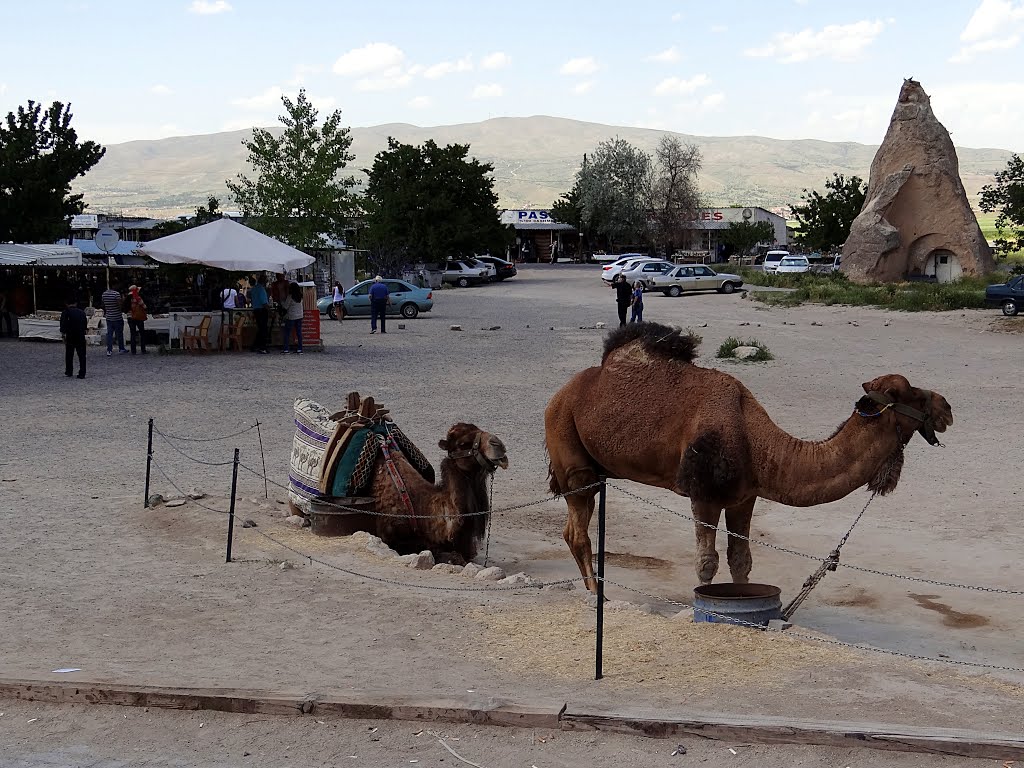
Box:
[1,264,1023,765]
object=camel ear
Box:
[438,439,450,451]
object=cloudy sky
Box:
[3,0,1023,150]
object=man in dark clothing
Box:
[368,276,390,334]
[60,298,88,378]
[249,274,270,353]
[612,274,632,327]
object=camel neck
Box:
[745,399,903,507]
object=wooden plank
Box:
[560,708,1024,761]
[314,692,566,729]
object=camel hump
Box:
[601,322,700,366]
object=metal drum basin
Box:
[692,583,783,627]
[308,496,376,537]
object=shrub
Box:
[717,336,774,362]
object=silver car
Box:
[645,264,745,296]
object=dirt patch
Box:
[824,587,880,609]
[597,551,673,571]
[908,593,989,629]
[988,317,1024,333]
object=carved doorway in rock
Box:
[924,249,962,283]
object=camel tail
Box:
[678,431,741,505]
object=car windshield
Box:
[780,258,804,266]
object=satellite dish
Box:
[742,208,753,220]
[94,227,120,253]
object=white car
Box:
[775,255,811,274]
[646,265,745,296]
[617,260,676,286]
[762,250,790,274]
[600,255,661,282]
[442,259,492,287]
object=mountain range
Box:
[72,115,1015,219]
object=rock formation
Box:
[842,79,994,283]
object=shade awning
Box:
[139,219,315,272]
[0,244,83,266]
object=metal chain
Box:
[609,482,1024,596]
[153,423,258,443]
[154,429,238,467]
[149,458,231,516]
[598,577,1024,673]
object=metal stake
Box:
[226,448,240,563]
[595,479,607,680]
[255,419,268,499]
[144,418,154,507]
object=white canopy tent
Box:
[139,218,315,272]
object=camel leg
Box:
[724,497,755,583]
[692,501,723,585]
[562,473,599,591]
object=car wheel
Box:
[667,285,682,297]
[400,303,419,319]
[720,282,736,294]
[456,277,470,288]
[327,305,337,320]
[1003,299,1019,316]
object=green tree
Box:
[0,100,105,242]
[362,138,508,265]
[979,153,1024,257]
[575,137,653,248]
[790,173,866,251]
[226,89,357,251]
[149,196,223,237]
[720,220,776,256]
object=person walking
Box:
[101,281,127,356]
[368,276,390,334]
[60,296,88,378]
[629,281,645,324]
[250,273,270,353]
[332,281,345,321]
[281,281,305,354]
[612,274,632,327]
[127,285,148,355]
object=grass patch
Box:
[717,336,774,362]
[738,268,994,311]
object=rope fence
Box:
[143,418,1024,680]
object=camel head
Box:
[859,374,953,447]
[439,423,509,474]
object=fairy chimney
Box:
[842,79,994,283]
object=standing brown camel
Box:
[367,422,509,563]
[545,323,953,591]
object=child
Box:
[630,281,644,323]
[60,296,88,378]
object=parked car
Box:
[618,260,676,286]
[646,265,745,296]
[317,278,433,319]
[775,255,811,274]
[591,251,619,264]
[985,274,1024,316]
[762,250,791,274]
[442,259,492,287]
[600,255,661,282]
[474,255,517,281]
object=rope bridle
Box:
[446,433,505,471]
[856,390,943,447]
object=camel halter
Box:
[857,390,942,447]
[447,434,504,471]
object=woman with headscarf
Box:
[127,284,148,354]
[281,281,305,353]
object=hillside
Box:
[73,115,1015,218]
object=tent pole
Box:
[31,268,37,315]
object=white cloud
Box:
[744,19,886,62]
[560,57,599,76]
[653,73,710,95]
[408,96,431,109]
[230,86,283,109]
[355,72,413,92]
[573,80,595,94]
[802,96,892,143]
[471,83,503,99]
[287,63,322,86]
[149,84,172,95]
[931,81,1024,149]
[187,0,231,14]
[424,56,473,79]
[670,12,682,22]
[701,92,725,109]
[950,0,1024,62]
[333,42,405,76]
[481,51,511,70]
[802,87,833,103]
[0,83,7,96]
[648,47,680,63]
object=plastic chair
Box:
[182,316,212,352]
[220,314,246,352]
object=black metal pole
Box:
[226,448,239,563]
[595,479,607,680]
[144,418,154,508]
[255,420,268,499]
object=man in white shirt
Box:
[221,286,238,309]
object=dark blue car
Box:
[985,274,1024,316]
